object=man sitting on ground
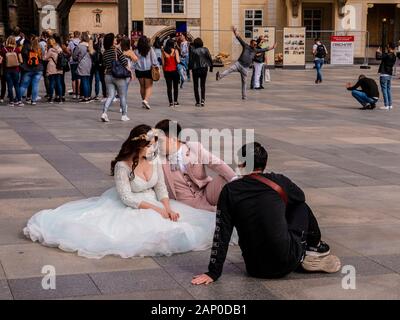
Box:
[346,75,380,110]
[192,142,341,285]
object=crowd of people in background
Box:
[0,26,399,121]
[0,27,218,122]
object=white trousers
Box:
[253,62,264,88]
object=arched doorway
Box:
[56,0,76,36]
[151,26,194,45]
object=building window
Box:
[244,9,263,38]
[303,9,322,38]
[161,0,184,14]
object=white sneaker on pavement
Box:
[101,113,110,123]
[121,115,130,122]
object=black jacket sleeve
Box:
[206,48,214,72]
[347,80,361,91]
[206,186,234,281]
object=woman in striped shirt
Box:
[101,33,130,123]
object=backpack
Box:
[5,49,20,68]
[54,52,70,71]
[27,50,39,67]
[315,44,327,59]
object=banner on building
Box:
[283,27,306,68]
[253,27,276,67]
[330,36,354,65]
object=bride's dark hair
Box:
[111,124,153,177]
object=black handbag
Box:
[111,49,131,79]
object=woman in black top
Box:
[188,38,213,107]
[376,43,397,110]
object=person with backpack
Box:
[0,36,24,106]
[89,34,105,101]
[376,43,397,110]
[312,38,328,84]
[45,38,63,104]
[67,31,81,99]
[73,32,92,104]
[54,35,70,103]
[19,37,43,106]
[162,39,181,108]
[100,33,130,123]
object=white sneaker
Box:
[101,98,107,103]
[142,100,151,110]
[121,115,130,122]
[101,113,110,123]
[380,106,390,110]
[0,99,4,103]
[389,105,393,110]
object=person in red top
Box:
[162,39,181,108]
[0,36,23,106]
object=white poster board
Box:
[283,27,306,68]
[330,36,354,65]
[253,27,276,67]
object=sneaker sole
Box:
[302,255,341,274]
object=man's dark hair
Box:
[315,38,320,42]
[193,37,204,48]
[238,142,269,171]
[359,74,366,80]
[155,119,182,138]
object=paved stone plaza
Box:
[1,66,400,300]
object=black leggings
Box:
[286,202,321,247]
[1,74,6,99]
[164,70,179,104]
[192,67,208,104]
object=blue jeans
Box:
[48,74,63,98]
[380,76,392,107]
[314,58,324,82]
[5,70,21,102]
[20,71,42,102]
[351,90,378,107]
[103,74,128,116]
[80,75,91,98]
[90,68,101,97]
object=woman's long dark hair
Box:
[137,36,150,57]
[164,39,175,55]
[111,125,153,178]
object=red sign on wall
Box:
[331,36,355,42]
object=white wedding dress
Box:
[24,159,231,259]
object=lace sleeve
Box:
[154,160,169,202]
[114,163,142,209]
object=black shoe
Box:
[254,87,262,90]
[174,102,180,107]
[216,71,220,81]
[61,97,66,103]
[260,85,265,89]
[54,97,62,104]
[306,241,330,257]
[201,100,205,107]
[369,103,376,110]
[359,105,369,110]
[195,103,201,107]
[47,98,53,104]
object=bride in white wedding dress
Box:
[24,125,230,259]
